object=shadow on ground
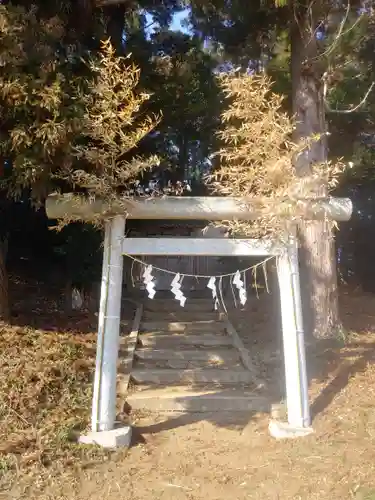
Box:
[305,291,375,420]
[131,409,258,442]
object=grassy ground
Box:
[0,315,104,496]
[2,288,375,499]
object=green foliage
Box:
[320,10,375,187]
[147,31,222,180]
[187,0,288,65]
[3,0,374,201]
[0,1,225,204]
[186,0,375,192]
[0,5,159,210]
[0,5,74,201]
[116,8,222,186]
[53,222,103,287]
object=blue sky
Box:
[145,8,191,36]
[170,9,191,33]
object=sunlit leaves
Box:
[0,5,160,214]
[70,39,161,206]
[210,72,345,238]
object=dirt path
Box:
[44,392,375,500]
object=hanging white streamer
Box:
[143,265,156,299]
[138,258,269,307]
[180,296,187,307]
[207,276,219,310]
[239,287,247,306]
[170,273,186,307]
[171,273,181,288]
[232,269,247,306]
[232,270,243,289]
[143,265,153,283]
[146,282,156,299]
[241,271,247,305]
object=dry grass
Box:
[0,320,108,496]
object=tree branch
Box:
[96,0,129,7]
[324,79,375,114]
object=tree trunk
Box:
[291,5,341,339]
[106,4,126,54]
[64,278,73,314]
[0,236,10,322]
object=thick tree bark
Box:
[0,236,10,322]
[106,4,126,53]
[291,6,341,339]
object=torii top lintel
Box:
[45,193,353,222]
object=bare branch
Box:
[324,79,375,113]
[95,0,129,6]
[315,1,373,114]
[318,2,351,60]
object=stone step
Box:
[138,330,226,340]
[131,368,255,385]
[144,299,216,312]
[140,320,225,333]
[142,311,220,322]
[135,359,243,370]
[138,333,233,348]
[135,348,240,363]
[126,386,273,413]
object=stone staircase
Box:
[121,296,273,413]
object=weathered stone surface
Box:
[127,386,273,413]
[268,420,313,439]
[79,426,132,449]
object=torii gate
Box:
[46,194,352,447]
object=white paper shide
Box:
[233,270,247,306]
[143,265,156,299]
[170,273,186,307]
[207,276,219,310]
